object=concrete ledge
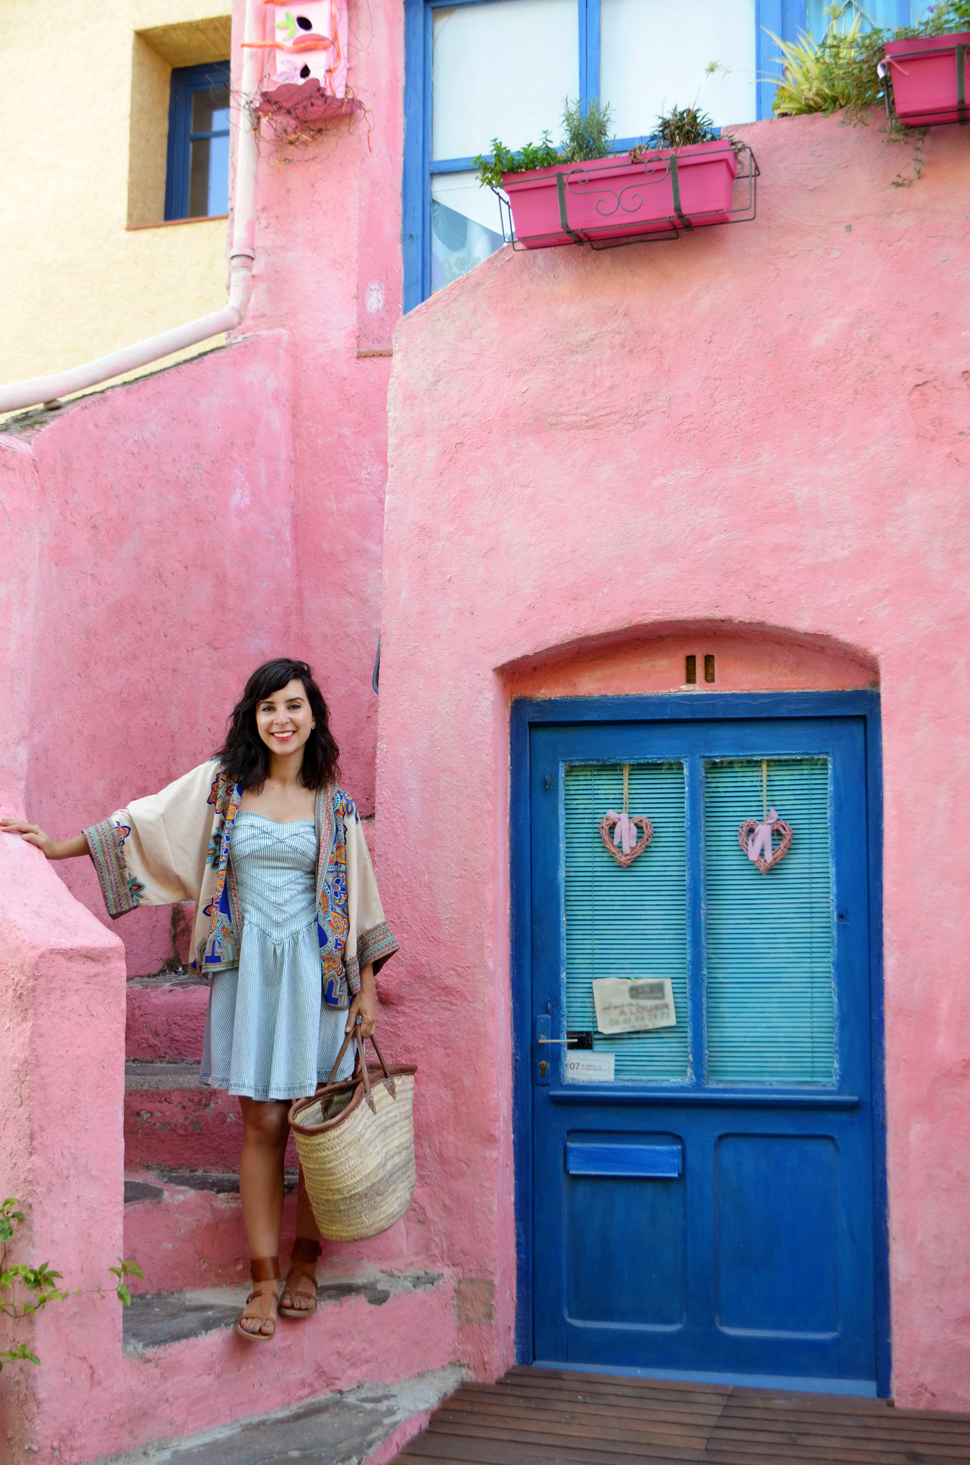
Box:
[123,1272,445,1352]
[96,1365,463,1465]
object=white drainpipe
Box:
[0,0,263,417]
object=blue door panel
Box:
[715,1134,840,1336]
[525,711,881,1388]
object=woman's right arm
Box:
[0,822,90,861]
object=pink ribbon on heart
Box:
[606,810,639,856]
[746,807,780,864]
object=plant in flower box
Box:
[880,28,970,125]
[475,99,756,251]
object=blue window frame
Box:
[403,0,928,311]
[165,62,231,221]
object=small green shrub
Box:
[474,98,614,186]
[771,0,970,118]
[560,96,615,161]
[0,1198,144,1371]
[649,104,719,150]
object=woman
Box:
[0,658,397,1342]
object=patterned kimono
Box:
[84,760,397,1006]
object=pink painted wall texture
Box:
[0,0,404,981]
[379,111,970,1411]
[2,17,970,1462]
[0,0,446,1457]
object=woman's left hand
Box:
[346,963,377,1038]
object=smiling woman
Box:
[0,657,398,1345]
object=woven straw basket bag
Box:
[288,1023,417,1242]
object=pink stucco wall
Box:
[0,0,404,980]
[379,112,970,1410]
[0,0,436,1455]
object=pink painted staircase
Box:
[124,972,264,1294]
[115,974,461,1464]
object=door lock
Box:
[538,1060,549,1077]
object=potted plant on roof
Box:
[475,99,757,251]
[880,4,970,127]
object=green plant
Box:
[0,1198,144,1371]
[109,1258,145,1308]
[770,0,970,119]
[0,1200,68,1371]
[474,98,614,187]
[652,104,719,149]
[770,6,885,116]
[559,96,615,161]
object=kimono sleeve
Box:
[344,808,399,991]
[83,760,221,919]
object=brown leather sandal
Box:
[279,1237,321,1320]
[236,1257,281,1341]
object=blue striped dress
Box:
[200,813,355,1101]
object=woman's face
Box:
[254,678,315,762]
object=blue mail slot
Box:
[565,1142,683,1179]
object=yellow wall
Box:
[0,0,233,400]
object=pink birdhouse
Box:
[251,0,358,121]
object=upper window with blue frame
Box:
[165,62,231,221]
[403,0,929,309]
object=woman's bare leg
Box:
[237,1097,289,1336]
[279,1173,321,1315]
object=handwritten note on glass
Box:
[592,977,677,1035]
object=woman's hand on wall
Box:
[0,821,89,860]
[346,963,377,1038]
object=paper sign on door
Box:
[592,977,677,1035]
[565,1050,616,1083]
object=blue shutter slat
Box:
[563,763,688,1082]
[704,758,835,1084]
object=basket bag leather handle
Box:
[323,1016,397,1109]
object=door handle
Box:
[535,1015,556,1084]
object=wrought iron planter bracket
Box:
[494,144,759,253]
[881,41,969,125]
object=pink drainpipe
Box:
[0,0,264,416]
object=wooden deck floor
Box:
[390,1366,970,1465]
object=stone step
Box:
[125,1061,304,1172]
[123,1271,445,1353]
[123,1168,292,1293]
[124,1066,243,1171]
[99,1364,460,1465]
[126,974,209,1063]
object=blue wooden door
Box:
[523,704,884,1392]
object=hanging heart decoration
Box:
[600,811,654,869]
[737,807,793,875]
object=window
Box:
[165,62,231,221]
[403,0,931,308]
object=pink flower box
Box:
[501,140,740,250]
[882,31,970,126]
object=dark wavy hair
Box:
[216,658,340,791]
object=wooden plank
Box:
[510,1366,732,1397]
[393,1370,970,1465]
[426,1418,710,1458]
[502,1371,730,1406]
[488,1381,727,1413]
[716,1410,970,1445]
[395,1426,708,1465]
[447,1391,724,1431]
[428,1406,714,1451]
[705,1434,970,1463]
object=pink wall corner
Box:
[378,111,970,1407]
[230,0,405,817]
[0,831,126,1461]
[18,331,297,975]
